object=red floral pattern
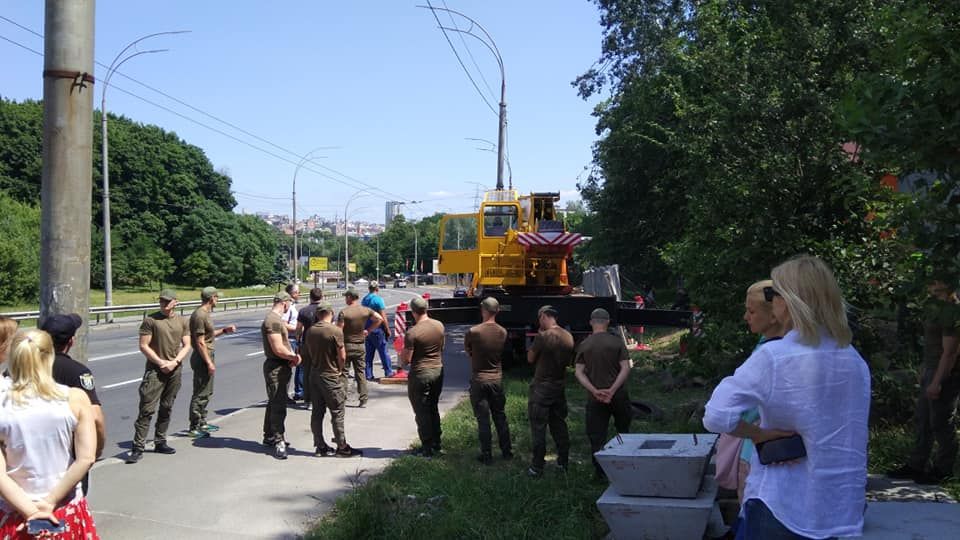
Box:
[0,498,98,539]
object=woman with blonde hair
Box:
[715,280,787,504]
[704,256,870,539]
[0,329,98,538]
[0,316,18,364]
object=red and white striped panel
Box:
[516,231,584,248]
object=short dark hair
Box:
[309,288,324,302]
[285,283,298,295]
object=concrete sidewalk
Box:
[88,328,473,539]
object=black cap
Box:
[40,313,82,344]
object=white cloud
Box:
[427,190,455,197]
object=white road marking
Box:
[220,330,258,339]
[102,378,142,390]
[89,351,140,362]
[245,351,264,357]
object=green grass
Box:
[309,336,708,540]
[0,285,281,313]
[309,326,960,538]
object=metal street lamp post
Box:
[292,147,331,282]
[343,190,371,284]
[423,5,508,190]
[101,30,187,321]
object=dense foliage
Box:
[575,0,960,376]
[0,97,280,304]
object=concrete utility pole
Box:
[41,0,95,362]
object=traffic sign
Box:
[348,262,357,272]
[309,257,328,271]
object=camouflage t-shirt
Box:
[338,304,375,344]
[139,311,189,368]
[464,322,507,383]
[261,310,289,361]
[575,332,628,390]
[305,321,344,377]
[190,307,216,352]
[530,326,575,386]
[404,318,445,371]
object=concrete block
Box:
[595,433,718,498]
[598,476,719,540]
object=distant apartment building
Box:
[385,201,402,225]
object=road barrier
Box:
[0,290,346,324]
[391,302,409,380]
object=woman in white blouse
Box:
[0,329,98,538]
[704,255,870,539]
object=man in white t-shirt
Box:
[282,284,302,401]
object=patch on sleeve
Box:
[79,372,95,391]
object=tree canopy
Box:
[574,0,959,373]
[0,97,279,304]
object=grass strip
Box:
[310,338,709,540]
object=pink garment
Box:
[714,432,743,490]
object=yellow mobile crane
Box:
[418,188,690,361]
[437,189,581,295]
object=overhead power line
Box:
[424,1,497,116]
[441,0,497,102]
[0,17,410,202]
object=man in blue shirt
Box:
[362,281,394,379]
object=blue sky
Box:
[1,1,604,224]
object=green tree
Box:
[0,97,280,292]
[577,0,909,374]
[0,192,40,304]
[839,1,960,276]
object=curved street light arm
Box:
[293,146,335,281]
[103,49,168,94]
[437,26,503,79]
[105,30,191,75]
[418,5,504,71]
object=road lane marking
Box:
[220,330,258,339]
[102,378,142,390]
[246,351,264,357]
[89,351,140,362]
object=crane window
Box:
[441,215,478,251]
[483,205,517,236]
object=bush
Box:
[681,319,756,381]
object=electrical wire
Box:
[0,19,412,202]
[424,1,497,116]
[441,0,497,102]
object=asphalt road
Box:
[85,286,441,459]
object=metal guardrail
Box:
[0,290,346,324]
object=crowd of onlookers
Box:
[0,254,955,539]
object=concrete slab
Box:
[595,433,718,498]
[598,476,719,540]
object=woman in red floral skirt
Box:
[0,329,98,539]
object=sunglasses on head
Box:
[763,286,781,302]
